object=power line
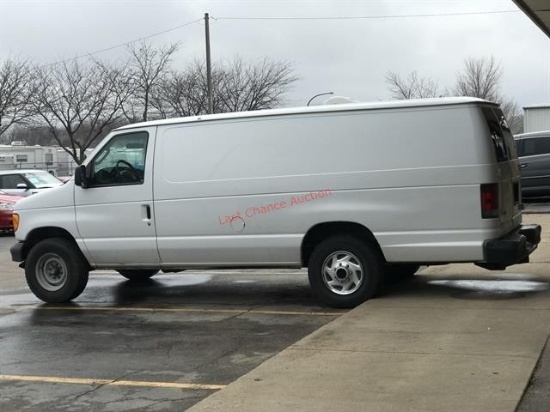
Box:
[36,9,520,68]
[39,18,203,68]
[215,10,520,21]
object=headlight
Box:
[0,202,14,211]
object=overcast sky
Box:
[1,0,549,109]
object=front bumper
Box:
[10,242,24,262]
[476,224,541,270]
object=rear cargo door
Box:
[481,106,521,231]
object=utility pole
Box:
[205,13,213,114]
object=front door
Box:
[74,128,160,267]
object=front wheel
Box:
[308,236,383,308]
[25,238,89,303]
[117,269,159,281]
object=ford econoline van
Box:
[10,97,541,308]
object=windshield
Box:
[23,172,63,188]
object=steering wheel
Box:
[115,160,135,172]
[114,160,139,182]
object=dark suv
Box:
[514,131,550,197]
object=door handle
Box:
[520,164,527,169]
[142,204,152,226]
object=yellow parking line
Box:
[0,374,226,390]
[252,309,342,316]
[13,305,342,317]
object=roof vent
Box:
[10,141,25,146]
[324,96,358,105]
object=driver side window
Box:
[89,131,149,187]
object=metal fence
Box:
[0,161,77,177]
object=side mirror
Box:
[16,183,29,190]
[74,165,89,188]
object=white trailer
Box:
[0,143,59,175]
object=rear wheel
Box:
[308,236,383,308]
[117,269,159,281]
[25,237,89,303]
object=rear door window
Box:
[482,107,517,162]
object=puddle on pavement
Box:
[428,278,549,300]
[0,274,215,307]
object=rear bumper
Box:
[476,224,541,270]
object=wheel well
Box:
[301,222,385,267]
[21,228,89,268]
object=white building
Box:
[523,104,550,133]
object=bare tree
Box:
[386,57,524,133]
[453,56,523,133]
[217,57,297,112]
[31,60,133,164]
[7,124,56,146]
[0,58,35,139]
[453,56,502,101]
[151,61,213,118]
[499,97,524,134]
[125,42,179,122]
[154,57,297,118]
[385,70,441,100]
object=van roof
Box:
[117,96,493,131]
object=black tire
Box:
[384,264,420,282]
[25,237,89,303]
[308,236,383,308]
[117,269,159,281]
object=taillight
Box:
[480,184,499,219]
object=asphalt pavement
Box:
[0,208,549,411]
[523,196,550,214]
[188,213,550,412]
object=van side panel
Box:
[153,105,507,266]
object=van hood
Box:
[15,182,74,211]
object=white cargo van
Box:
[10,97,541,308]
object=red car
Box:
[0,190,23,232]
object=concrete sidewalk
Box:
[189,215,550,412]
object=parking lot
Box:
[0,233,347,411]
[0,201,549,411]
[523,196,550,214]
